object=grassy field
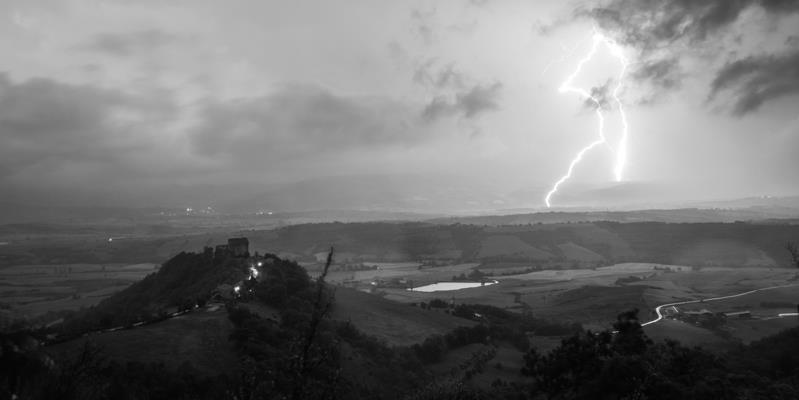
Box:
[0,263,158,321]
[643,319,729,351]
[676,286,799,316]
[332,287,474,346]
[527,285,649,328]
[5,219,799,270]
[726,317,799,344]
[557,242,603,263]
[477,236,552,260]
[355,262,799,344]
[672,239,775,267]
[46,303,237,375]
[6,218,799,355]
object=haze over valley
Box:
[3,0,799,399]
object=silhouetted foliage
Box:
[414,334,448,364]
[428,298,449,309]
[9,239,799,400]
[786,242,799,268]
[1,337,230,400]
[451,303,581,351]
[58,249,245,335]
[522,309,799,400]
[254,257,311,307]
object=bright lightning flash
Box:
[544,31,629,208]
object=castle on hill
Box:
[214,237,250,258]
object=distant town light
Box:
[257,261,263,267]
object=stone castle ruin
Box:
[214,237,250,258]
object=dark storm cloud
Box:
[581,0,799,113]
[709,50,799,114]
[190,85,420,160]
[583,80,613,110]
[584,0,799,50]
[421,82,502,121]
[0,73,174,177]
[632,58,682,90]
[412,59,501,121]
[457,82,502,117]
[421,96,457,121]
[413,60,466,89]
[80,29,179,56]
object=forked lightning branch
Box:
[544,31,630,208]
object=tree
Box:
[786,242,799,268]
[290,247,338,400]
[522,310,654,399]
[612,308,651,355]
[413,334,447,364]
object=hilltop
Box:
[2,234,799,399]
[55,246,249,336]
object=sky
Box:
[2,0,799,212]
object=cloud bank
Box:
[583,0,799,114]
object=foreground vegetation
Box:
[2,249,799,399]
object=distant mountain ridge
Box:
[428,206,799,225]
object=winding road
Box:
[641,283,799,327]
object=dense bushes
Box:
[10,244,799,399]
[7,303,799,399]
[521,310,799,399]
[253,257,311,307]
[414,334,448,364]
[0,339,231,400]
[449,303,581,351]
[731,325,799,380]
[224,255,345,400]
[335,321,429,396]
[428,298,449,309]
[412,324,492,364]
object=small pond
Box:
[408,280,498,292]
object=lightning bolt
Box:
[544,31,630,208]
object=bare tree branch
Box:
[291,246,336,400]
[786,242,799,269]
